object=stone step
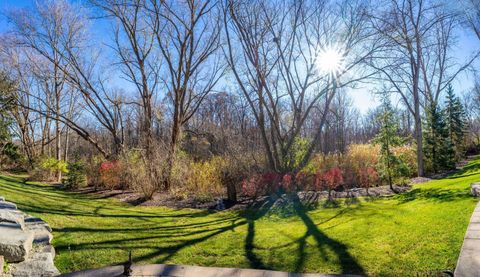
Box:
[0,222,34,262]
[0,201,18,210]
[24,217,53,245]
[0,209,25,229]
[0,196,60,276]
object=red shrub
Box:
[242,172,305,197]
[99,161,124,189]
[242,173,275,198]
[315,167,343,200]
[281,173,294,192]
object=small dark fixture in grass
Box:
[123,251,132,277]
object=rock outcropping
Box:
[0,196,60,277]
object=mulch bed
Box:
[73,183,411,211]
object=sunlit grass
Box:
[0,158,479,276]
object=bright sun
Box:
[316,47,345,75]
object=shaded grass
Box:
[0,158,479,276]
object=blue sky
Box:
[1,0,479,114]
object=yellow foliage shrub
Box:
[343,144,379,186]
[183,156,228,201]
[303,153,342,174]
[345,144,379,172]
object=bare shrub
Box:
[123,143,169,200]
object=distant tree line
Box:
[0,0,478,201]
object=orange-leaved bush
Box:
[99,160,124,189]
[358,167,379,194]
[315,167,343,200]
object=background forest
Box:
[0,0,479,206]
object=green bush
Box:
[65,162,87,189]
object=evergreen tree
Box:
[423,101,452,173]
[373,95,404,190]
[444,84,466,162]
[0,73,18,164]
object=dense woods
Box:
[0,0,479,204]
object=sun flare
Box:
[316,47,345,75]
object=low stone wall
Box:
[0,196,60,277]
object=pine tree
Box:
[444,84,466,163]
[423,101,451,173]
[373,95,403,190]
[0,72,19,164]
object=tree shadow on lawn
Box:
[396,188,471,204]
[0,175,216,220]
[291,194,366,275]
[51,196,365,275]
[2,174,367,275]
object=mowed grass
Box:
[1,158,480,276]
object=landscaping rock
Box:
[410,177,432,184]
[0,196,5,201]
[471,183,480,197]
[0,201,17,210]
[0,222,34,262]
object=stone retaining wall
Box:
[0,196,60,277]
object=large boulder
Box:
[8,250,60,277]
[471,183,480,197]
[0,222,34,262]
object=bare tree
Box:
[224,0,378,173]
[8,0,125,158]
[148,0,225,188]
[464,0,480,40]
[91,0,160,154]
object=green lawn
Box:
[1,158,479,276]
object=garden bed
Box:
[74,183,411,211]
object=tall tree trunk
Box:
[413,81,425,177]
[414,113,424,176]
[54,64,62,183]
[165,112,182,190]
[63,127,69,163]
